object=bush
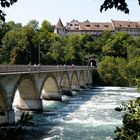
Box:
[114,98,140,140]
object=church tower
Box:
[54,18,65,36]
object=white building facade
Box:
[54,19,140,37]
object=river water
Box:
[14,86,140,140]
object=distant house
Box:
[111,19,140,37]
[54,19,140,37]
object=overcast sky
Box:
[4,0,140,26]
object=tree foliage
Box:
[114,98,140,140]
[102,32,135,58]
[98,56,128,86]
[17,112,33,126]
[0,0,17,22]
[125,56,140,86]
[100,0,140,14]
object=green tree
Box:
[1,26,38,64]
[100,0,140,14]
[48,41,65,64]
[115,98,140,140]
[10,47,22,64]
[127,45,140,60]
[102,32,135,58]
[40,20,54,33]
[6,21,22,30]
[125,56,140,86]
[98,56,128,86]
[1,28,20,63]
[127,37,140,60]
[64,34,82,64]
[0,0,17,22]
[26,20,39,31]
[36,20,58,61]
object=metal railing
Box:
[0,65,91,74]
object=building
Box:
[111,20,140,37]
[54,18,65,36]
[54,19,140,37]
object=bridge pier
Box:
[71,84,80,91]
[0,109,15,125]
[80,85,86,89]
[16,99,43,111]
[41,91,62,101]
[61,87,73,96]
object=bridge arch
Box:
[71,71,80,91]
[41,74,61,101]
[12,74,42,111]
[60,72,72,96]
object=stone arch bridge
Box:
[0,65,94,125]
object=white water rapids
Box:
[13,87,140,140]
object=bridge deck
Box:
[0,65,93,74]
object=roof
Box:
[79,22,113,31]
[55,18,64,28]
[65,19,114,31]
[112,20,140,29]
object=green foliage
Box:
[127,46,140,60]
[16,112,33,126]
[98,56,128,86]
[100,0,140,14]
[26,20,39,30]
[0,0,18,22]
[63,34,83,64]
[1,28,19,63]
[1,25,40,64]
[102,32,135,58]
[40,20,54,33]
[114,98,140,140]
[125,56,140,86]
[10,47,22,64]
[48,41,65,64]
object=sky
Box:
[3,0,140,26]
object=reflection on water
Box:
[13,87,140,140]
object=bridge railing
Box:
[0,65,91,74]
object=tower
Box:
[54,18,65,36]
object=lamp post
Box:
[38,39,45,64]
[38,43,40,64]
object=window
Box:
[104,24,108,27]
[86,24,90,27]
[95,24,99,27]
[74,24,79,26]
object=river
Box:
[14,86,140,140]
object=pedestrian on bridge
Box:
[28,62,31,72]
[37,64,41,71]
[34,64,37,71]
